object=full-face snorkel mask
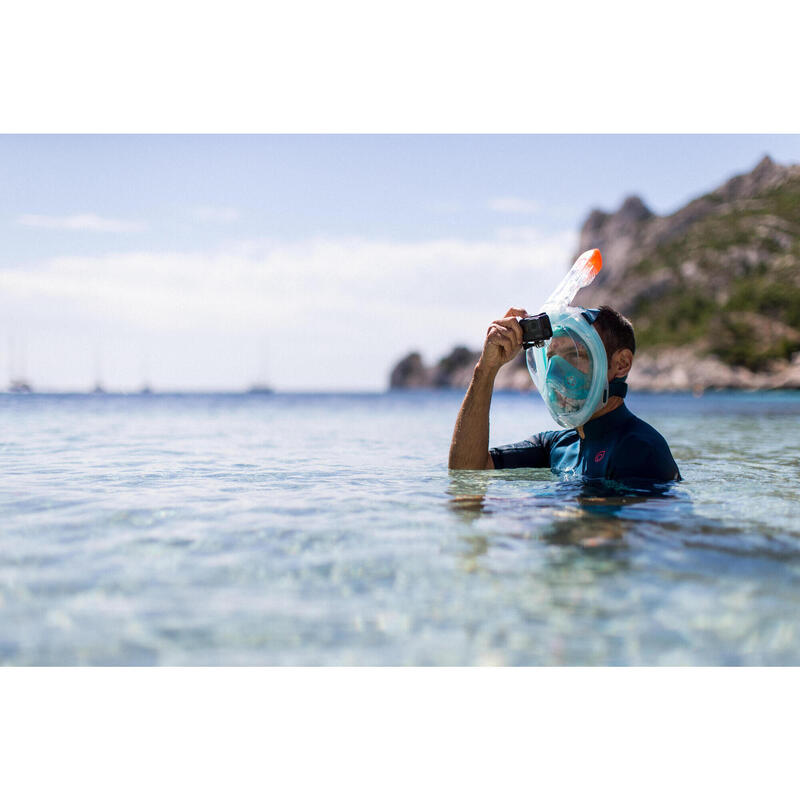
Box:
[519,249,618,429]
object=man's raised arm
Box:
[448,307,526,470]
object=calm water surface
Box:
[2,390,799,665]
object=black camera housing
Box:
[519,313,553,349]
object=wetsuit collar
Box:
[580,403,634,440]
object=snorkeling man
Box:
[448,304,681,482]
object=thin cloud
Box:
[0,228,575,389]
[494,225,549,241]
[191,206,239,222]
[489,196,540,214]
[16,213,146,233]
[0,230,573,325]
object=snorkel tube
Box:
[519,249,604,349]
[542,248,603,315]
[521,249,608,429]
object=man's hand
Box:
[449,306,528,469]
[477,307,528,373]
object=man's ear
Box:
[610,348,633,379]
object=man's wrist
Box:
[474,360,499,383]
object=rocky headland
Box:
[390,156,800,392]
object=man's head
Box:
[590,306,635,382]
[527,305,636,429]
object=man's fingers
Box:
[500,309,528,348]
[487,324,518,358]
[493,335,511,359]
[491,318,523,348]
[488,323,514,343]
[486,324,506,346]
[505,317,523,348]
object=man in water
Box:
[448,305,680,482]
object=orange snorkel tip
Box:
[582,248,603,278]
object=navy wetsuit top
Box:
[490,403,681,483]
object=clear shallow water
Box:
[2,390,800,666]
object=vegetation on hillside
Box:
[627,176,800,371]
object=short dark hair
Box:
[592,306,636,361]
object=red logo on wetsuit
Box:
[594,450,606,463]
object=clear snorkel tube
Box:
[518,249,604,347]
[541,248,603,314]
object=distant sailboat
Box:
[247,383,274,394]
[92,346,106,394]
[247,340,274,394]
[138,353,154,394]
[8,378,33,393]
[7,337,33,393]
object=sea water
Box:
[1,390,799,666]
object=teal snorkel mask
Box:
[519,249,614,429]
[526,307,610,428]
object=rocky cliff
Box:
[390,156,800,391]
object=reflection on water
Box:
[1,390,800,665]
[447,469,679,547]
[447,460,800,563]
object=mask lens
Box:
[546,333,590,372]
[544,330,592,414]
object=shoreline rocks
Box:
[389,345,800,392]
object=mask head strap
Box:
[609,377,628,398]
[580,307,601,325]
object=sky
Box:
[2,134,800,392]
